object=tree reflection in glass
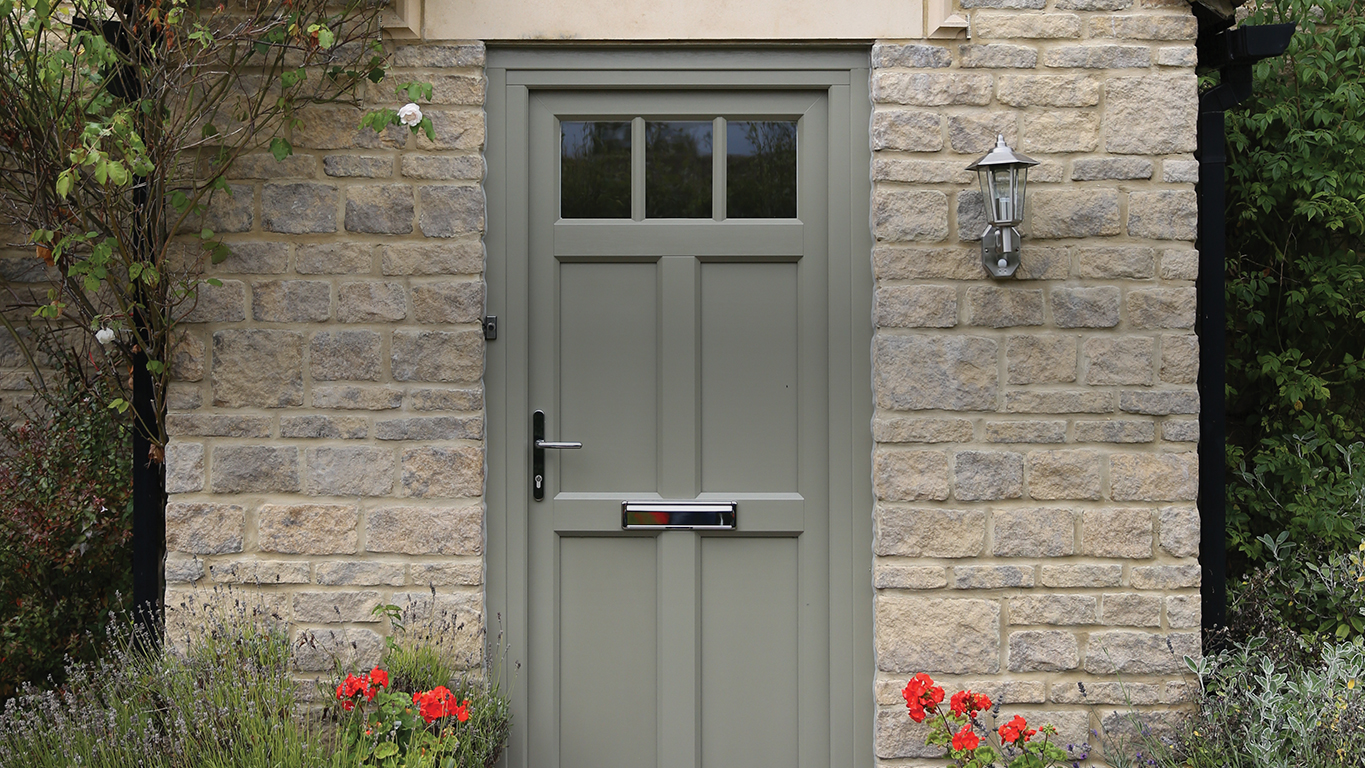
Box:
[727,121,797,218]
[561,121,632,219]
[646,121,713,218]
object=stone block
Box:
[419,186,484,237]
[998,75,1100,107]
[1027,449,1102,500]
[957,190,988,242]
[165,442,205,493]
[212,329,304,407]
[412,563,484,587]
[295,106,405,150]
[345,185,415,234]
[873,565,949,590]
[338,282,406,323]
[947,113,1018,154]
[401,445,484,498]
[429,74,486,105]
[1082,507,1154,558]
[367,505,482,555]
[219,242,289,274]
[1158,504,1199,558]
[1021,111,1100,153]
[375,416,483,441]
[1014,246,1071,280]
[1127,287,1196,329]
[171,331,205,382]
[323,155,393,178]
[1156,45,1198,66]
[1166,595,1201,628]
[1030,190,1121,239]
[1130,564,1200,589]
[1056,0,1132,7]
[1163,160,1200,185]
[1040,564,1123,588]
[872,417,974,444]
[210,445,301,493]
[296,243,376,274]
[257,503,359,554]
[973,12,1083,39]
[1007,335,1077,384]
[191,184,254,234]
[1107,76,1198,154]
[306,446,394,496]
[1043,44,1151,68]
[1161,334,1199,383]
[876,595,1001,673]
[1101,593,1162,626]
[985,420,1067,443]
[293,628,383,672]
[165,502,244,554]
[1084,337,1154,386]
[874,710,940,760]
[166,414,271,438]
[875,507,985,558]
[402,155,485,181]
[993,507,1076,557]
[956,680,1048,704]
[414,109,486,151]
[1129,190,1198,241]
[251,280,331,322]
[391,329,484,382]
[389,590,485,668]
[261,183,338,234]
[280,415,369,439]
[1074,419,1155,443]
[1072,158,1153,181]
[1008,630,1079,671]
[1050,286,1120,328]
[871,111,944,152]
[1051,681,1160,705]
[180,280,246,323]
[1010,595,1096,625]
[1085,631,1200,675]
[1162,419,1199,442]
[208,559,310,585]
[1160,248,1200,280]
[959,44,1038,69]
[225,153,316,180]
[873,190,950,242]
[875,285,957,328]
[167,383,202,410]
[954,565,1034,589]
[1110,452,1197,501]
[164,553,204,583]
[1004,390,1114,413]
[1120,390,1199,415]
[964,287,1044,327]
[315,562,406,587]
[393,42,486,67]
[871,72,993,106]
[1090,15,1199,41]
[954,451,1024,501]
[1075,246,1155,278]
[873,450,952,502]
[874,159,969,184]
[310,330,382,381]
[293,591,383,624]
[873,245,980,280]
[410,281,485,324]
[408,388,484,412]
[383,242,484,275]
[873,335,998,411]
[870,43,953,68]
[312,385,404,410]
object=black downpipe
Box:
[1195,19,1295,638]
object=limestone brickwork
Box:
[161,42,490,673]
[868,1,1202,760]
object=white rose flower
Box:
[397,102,423,128]
[95,327,115,345]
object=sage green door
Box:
[485,51,874,768]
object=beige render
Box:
[141,0,1204,759]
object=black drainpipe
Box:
[1194,14,1294,637]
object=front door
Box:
[485,51,874,768]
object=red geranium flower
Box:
[949,689,992,718]
[951,724,980,751]
[901,673,945,723]
[368,667,389,690]
[412,686,470,724]
[998,715,1036,744]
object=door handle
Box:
[533,410,581,501]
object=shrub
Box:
[0,359,132,700]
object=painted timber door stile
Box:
[485,51,874,768]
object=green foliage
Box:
[1227,532,1365,647]
[0,356,132,701]
[1224,0,1365,576]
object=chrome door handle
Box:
[532,410,581,501]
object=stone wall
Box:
[161,42,490,674]
[868,1,1202,759]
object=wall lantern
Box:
[967,134,1038,279]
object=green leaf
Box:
[210,243,231,265]
[269,137,292,163]
[200,228,215,240]
[202,123,218,138]
[55,170,73,198]
[205,278,223,287]
[108,398,130,414]
[421,116,435,142]
[374,742,399,759]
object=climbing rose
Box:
[397,102,423,127]
[95,327,115,344]
[951,724,980,751]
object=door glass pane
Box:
[727,120,797,218]
[561,121,631,219]
[646,121,713,219]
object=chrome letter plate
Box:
[622,501,737,530]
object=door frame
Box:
[484,48,874,768]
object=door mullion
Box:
[658,255,700,498]
[712,117,725,221]
[657,531,701,768]
[632,117,646,221]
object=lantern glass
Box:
[979,164,1028,227]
